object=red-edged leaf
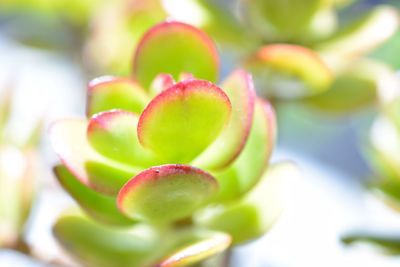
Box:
[54,165,135,226]
[87,110,159,167]
[149,73,176,97]
[50,119,141,195]
[137,79,231,163]
[193,69,256,169]
[213,98,276,202]
[117,164,218,222]
[87,76,149,116]
[133,21,219,88]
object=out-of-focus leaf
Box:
[87,76,149,117]
[240,0,331,41]
[54,165,135,226]
[53,213,162,267]
[0,87,12,134]
[196,162,298,244]
[137,80,231,163]
[304,60,394,113]
[149,74,175,97]
[156,229,231,267]
[117,164,218,222]
[87,110,159,167]
[317,6,399,59]
[193,69,255,170]
[0,146,35,247]
[212,98,276,202]
[368,116,400,180]
[85,0,166,74]
[372,177,400,212]
[133,21,219,88]
[50,119,141,195]
[247,44,332,99]
[385,98,400,133]
[343,233,400,255]
[370,30,400,70]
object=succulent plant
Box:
[0,87,41,252]
[165,0,400,113]
[50,21,297,267]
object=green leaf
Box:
[117,164,218,222]
[133,21,219,88]
[304,59,391,113]
[87,110,159,167]
[87,76,149,117]
[50,119,141,195]
[242,0,330,41]
[53,213,162,267]
[54,165,135,226]
[213,98,276,202]
[317,6,399,59]
[342,233,400,255]
[193,69,255,169]
[138,79,231,163]
[156,230,231,267]
[247,44,332,98]
[373,178,400,212]
[196,162,299,244]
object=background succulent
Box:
[0,86,41,253]
[50,21,297,267]
[164,0,400,114]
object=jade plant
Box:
[50,21,296,267]
[164,0,400,113]
[0,87,41,252]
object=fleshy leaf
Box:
[213,98,276,202]
[247,44,332,98]
[87,76,149,117]
[50,119,141,195]
[54,165,135,226]
[87,110,159,167]
[241,0,330,41]
[317,6,399,59]
[193,69,255,169]
[53,213,162,267]
[138,79,231,163]
[304,60,392,113]
[149,73,175,97]
[156,230,231,267]
[117,164,218,222]
[196,162,298,244]
[133,21,219,88]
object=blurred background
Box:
[1,0,400,266]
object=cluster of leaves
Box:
[0,87,40,251]
[5,0,399,114]
[165,0,400,114]
[50,21,297,267]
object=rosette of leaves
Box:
[0,88,40,252]
[50,21,297,267]
[164,0,400,114]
